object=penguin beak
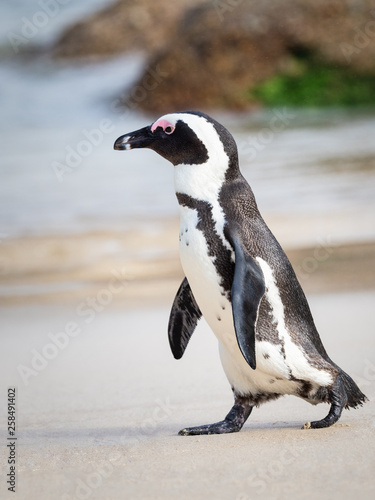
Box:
[114,126,154,151]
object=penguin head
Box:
[114,111,239,176]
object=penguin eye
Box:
[164,126,175,135]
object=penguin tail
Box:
[339,369,368,409]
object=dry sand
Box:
[0,228,374,500]
[0,292,374,500]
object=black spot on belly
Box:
[263,353,270,359]
[296,380,313,399]
[176,193,234,298]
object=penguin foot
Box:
[179,421,238,435]
[303,376,347,429]
[303,402,344,429]
[178,402,253,436]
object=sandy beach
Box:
[2,1,375,497]
[0,225,374,500]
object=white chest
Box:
[178,205,231,324]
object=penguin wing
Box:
[230,231,266,370]
[168,277,202,359]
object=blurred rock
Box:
[127,0,290,111]
[131,0,375,112]
[54,0,375,111]
[53,0,203,58]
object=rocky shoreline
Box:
[53,0,375,111]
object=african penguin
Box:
[114,111,367,434]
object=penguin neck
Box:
[174,158,232,208]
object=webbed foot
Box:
[179,402,253,436]
[303,376,347,429]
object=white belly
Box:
[178,207,301,397]
[178,206,333,400]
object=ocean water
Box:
[0,0,110,49]
[1,1,375,243]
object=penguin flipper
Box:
[168,277,202,359]
[230,232,266,370]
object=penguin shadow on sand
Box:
[19,423,173,449]
[114,111,367,436]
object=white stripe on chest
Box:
[178,205,229,308]
[255,257,333,387]
[173,113,233,254]
[221,258,333,396]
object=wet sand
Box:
[0,227,374,499]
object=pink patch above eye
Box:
[151,119,175,134]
